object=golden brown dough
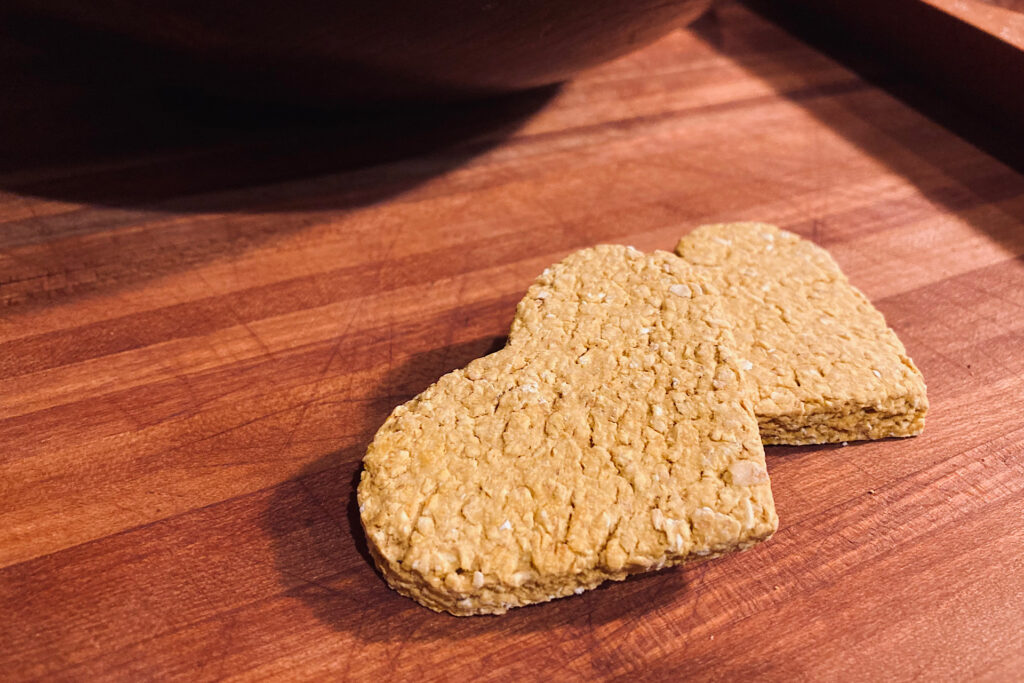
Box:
[359,245,777,615]
[676,223,928,445]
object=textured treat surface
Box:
[676,223,928,445]
[358,246,777,615]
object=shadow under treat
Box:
[262,334,695,641]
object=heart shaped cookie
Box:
[358,245,777,615]
[676,223,928,444]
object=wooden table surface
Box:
[3,3,1023,680]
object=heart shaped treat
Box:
[358,245,777,615]
[676,223,928,444]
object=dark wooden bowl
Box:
[8,0,712,104]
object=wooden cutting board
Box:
[2,2,1023,680]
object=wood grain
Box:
[3,2,1024,680]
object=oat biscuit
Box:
[675,223,928,445]
[358,246,777,616]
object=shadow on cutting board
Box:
[261,334,698,641]
[694,4,1024,258]
[0,10,561,315]
[0,10,560,312]
[0,11,560,212]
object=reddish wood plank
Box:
[2,2,1023,680]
